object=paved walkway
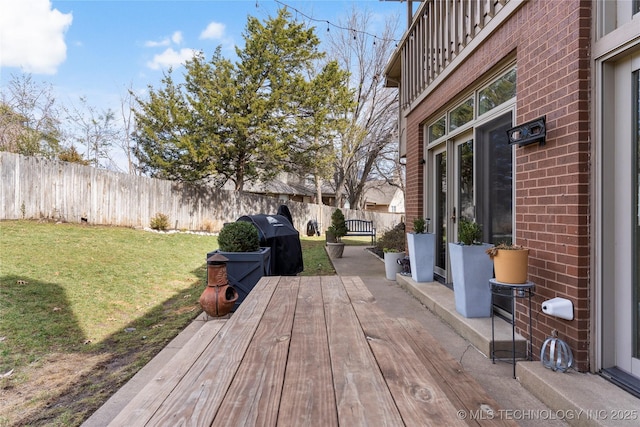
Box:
[85,245,567,427]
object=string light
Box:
[254,0,401,44]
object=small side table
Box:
[490,279,534,378]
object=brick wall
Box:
[404,0,592,370]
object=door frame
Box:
[596,47,640,385]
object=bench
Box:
[345,219,376,245]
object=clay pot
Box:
[493,248,529,284]
[199,254,238,317]
[199,282,238,317]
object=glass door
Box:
[633,67,640,376]
[433,146,447,280]
[475,112,514,318]
[432,133,474,283]
[602,51,640,393]
[456,138,475,224]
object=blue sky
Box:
[1,0,405,115]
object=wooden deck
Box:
[109,276,516,426]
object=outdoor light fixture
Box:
[507,116,546,147]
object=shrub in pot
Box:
[449,219,494,318]
[217,221,260,252]
[406,217,436,282]
[326,208,347,259]
[208,221,270,309]
[377,223,406,280]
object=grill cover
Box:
[237,214,304,276]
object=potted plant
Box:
[406,217,436,282]
[207,221,271,308]
[486,242,529,284]
[325,208,347,259]
[448,219,494,318]
[376,223,406,280]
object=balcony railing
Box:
[385,0,522,157]
[386,0,519,110]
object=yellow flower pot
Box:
[493,248,529,284]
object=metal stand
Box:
[490,279,534,378]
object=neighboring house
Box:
[243,177,317,204]
[385,0,640,395]
[362,180,406,213]
[245,173,405,213]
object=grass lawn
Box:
[0,220,335,426]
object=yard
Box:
[0,220,335,426]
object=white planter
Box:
[407,233,436,282]
[383,251,405,280]
[449,242,494,318]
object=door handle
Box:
[451,207,456,223]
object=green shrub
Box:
[413,217,426,234]
[150,212,170,231]
[457,218,482,245]
[217,221,260,252]
[376,222,406,253]
[328,208,348,242]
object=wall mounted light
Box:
[507,116,546,147]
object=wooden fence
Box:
[0,152,402,235]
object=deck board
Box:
[107,318,227,426]
[322,276,404,426]
[278,276,338,427]
[142,276,281,426]
[341,276,466,427]
[108,275,511,426]
[398,318,518,427]
[212,276,299,426]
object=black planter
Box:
[206,247,271,310]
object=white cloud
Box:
[144,38,171,48]
[145,31,183,48]
[146,48,196,70]
[0,0,73,74]
[171,31,183,44]
[200,22,225,40]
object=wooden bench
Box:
[345,219,376,245]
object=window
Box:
[427,66,517,145]
[478,67,517,116]
[449,98,474,131]
[428,116,446,143]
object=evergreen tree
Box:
[132,8,343,191]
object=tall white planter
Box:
[383,251,405,280]
[407,233,436,282]
[449,243,494,318]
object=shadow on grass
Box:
[2,264,207,426]
[0,275,86,372]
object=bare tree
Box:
[0,73,62,158]
[119,84,140,175]
[65,96,119,169]
[326,7,401,209]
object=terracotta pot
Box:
[493,248,529,284]
[199,254,238,317]
[199,282,238,317]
